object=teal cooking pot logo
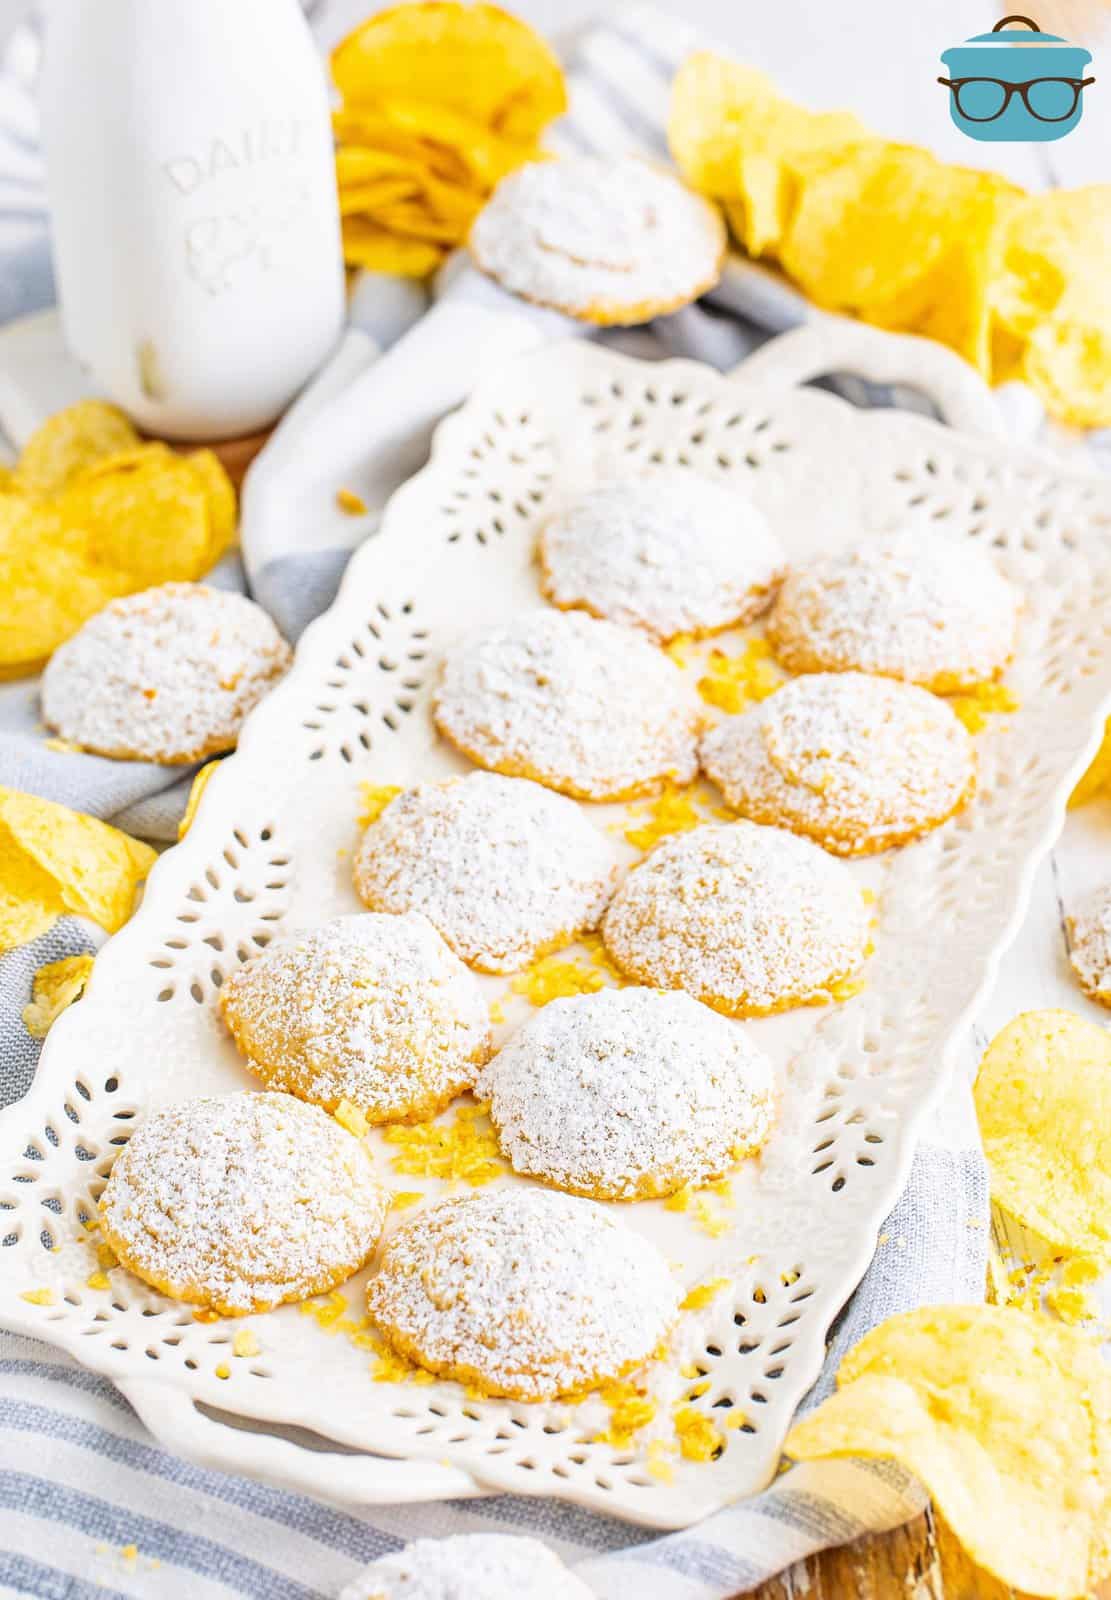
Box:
[939,14,1093,141]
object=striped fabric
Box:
[0,3,1004,1595]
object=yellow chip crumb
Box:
[336,487,368,516]
[623,782,708,851]
[178,760,220,839]
[827,974,866,1002]
[22,953,94,1038]
[509,951,606,1006]
[673,1404,725,1461]
[357,782,401,828]
[1046,1284,1100,1325]
[664,632,693,668]
[86,1271,111,1291]
[488,998,506,1025]
[214,1363,231,1379]
[383,1103,505,1186]
[696,636,783,715]
[20,1287,54,1306]
[120,1545,138,1565]
[334,1098,369,1138]
[232,1327,260,1358]
[646,1439,676,1481]
[389,1190,424,1212]
[1071,718,1111,807]
[947,681,1020,734]
[593,1380,657,1446]
[722,1408,747,1430]
[680,1277,731,1311]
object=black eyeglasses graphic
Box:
[938,74,1094,121]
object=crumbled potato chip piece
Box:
[178,761,221,840]
[0,787,156,950]
[331,3,565,275]
[14,400,140,496]
[787,1305,1111,1598]
[975,1010,1111,1262]
[22,954,94,1038]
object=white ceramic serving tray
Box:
[4,323,1111,1528]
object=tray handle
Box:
[120,1378,483,1504]
[729,319,1009,440]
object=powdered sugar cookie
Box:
[477,987,774,1200]
[42,582,291,763]
[767,532,1021,693]
[469,156,726,325]
[539,472,786,642]
[701,672,976,856]
[602,821,868,1017]
[366,1187,677,1399]
[99,1092,389,1316]
[353,772,617,973]
[219,914,491,1125]
[340,1536,595,1600]
[1068,883,1111,1009]
[432,610,700,801]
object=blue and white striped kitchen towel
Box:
[0,3,994,1595]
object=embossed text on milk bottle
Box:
[42,0,344,439]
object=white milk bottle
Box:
[40,0,345,439]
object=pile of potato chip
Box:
[331,2,566,277]
[0,400,235,678]
[669,54,1111,425]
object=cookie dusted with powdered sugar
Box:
[42,582,291,763]
[477,987,775,1200]
[219,914,491,1125]
[602,821,869,1017]
[1068,883,1111,1009]
[99,1092,389,1316]
[340,1536,595,1600]
[539,472,786,642]
[353,772,617,973]
[469,156,726,325]
[767,532,1021,693]
[366,1187,677,1399]
[432,610,701,801]
[701,673,976,856]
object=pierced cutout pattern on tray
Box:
[3,339,1111,1527]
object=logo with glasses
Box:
[939,14,1093,141]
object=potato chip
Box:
[669,50,1111,421]
[0,412,237,676]
[0,786,156,950]
[1071,718,1111,807]
[340,218,444,278]
[787,1305,1111,1598]
[22,954,95,1038]
[1022,319,1111,428]
[669,54,866,258]
[332,4,565,142]
[780,145,1016,329]
[974,1010,1111,1261]
[993,187,1111,340]
[14,400,140,497]
[331,5,564,276]
[58,451,215,590]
